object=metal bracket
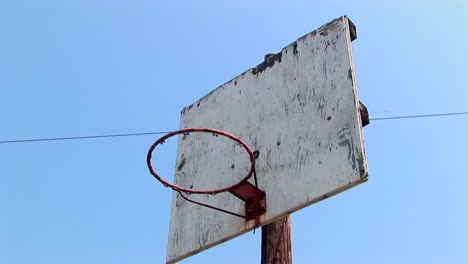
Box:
[229,180,266,220]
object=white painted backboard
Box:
[166,16,367,263]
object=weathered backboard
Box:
[166,16,367,263]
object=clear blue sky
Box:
[1,1,467,263]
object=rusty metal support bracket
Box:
[229,180,266,220]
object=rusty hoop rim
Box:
[146,128,256,195]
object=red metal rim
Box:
[147,128,256,195]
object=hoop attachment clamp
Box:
[229,179,266,220]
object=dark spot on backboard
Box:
[348,68,353,85]
[190,184,193,189]
[338,138,352,160]
[253,150,260,159]
[177,157,186,171]
[231,164,235,169]
[327,116,331,121]
[276,140,281,146]
[234,81,237,85]
[292,41,298,56]
[322,59,328,79]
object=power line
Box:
[0,111,467,145]
[370,111,468,121]
[0,131,170,144]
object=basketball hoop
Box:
[147,128,266,220]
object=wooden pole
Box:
[261,215,292,264]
